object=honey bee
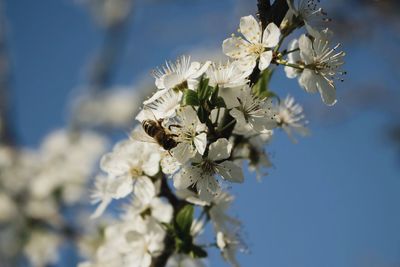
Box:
[142,119,178,150]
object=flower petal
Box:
[262,22,281,48]
[222,37,249,59]
[194,133,207,155]
[299,34,314,64]
[208,138,232,161]
[173,166,198,190]
[134,176,156,204]
[316,75,337,106]
[299,69,318,93]
[216,161,244,183]
[259,51,273,71]
[239,15,262,44]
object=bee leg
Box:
[168,124,182,130]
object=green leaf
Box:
[176,205,194,235]
[182,89,200,106]
[252,68,274,97]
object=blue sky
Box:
[4,0,400,266]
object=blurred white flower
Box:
[275,95,309,142]
[0,193,17,222]
[166,254,206,267]
[74,88,140,128]
[216,231,241,267]
[79,0,132,27]
[24,231,60,267]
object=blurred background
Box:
[1,0,399,266]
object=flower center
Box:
[201,159,216,175]
[248,43,264,56]
[130,167,143,177]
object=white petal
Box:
[110,175,133,199]
[239,15,262,44]
[262,22,281,48]
[299,69,318,93]
[163,73,184,89]
[229,108,247,130]
[299,34,314,64]
[171,143,196,164]
[142,152,161,176]
[194,133,207,155]
[219,87,242,109]
[134,176,156,204]
[216,161,244,183]
[150,198,173,223]
[222,37,249,59]
[208,138,232,161]
[100,153,129,176]
[259,51,273,71]
[316,76,337,106]
[173,166,198,190]
[91,196,112,219]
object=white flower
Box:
[223,15,281,71]
[166,254,206,267]
[230,89,277,133]
[206,61,250,108]
[24,231,60,267]
[216,231,241,267]
[137,89,182,120]
[170,106,207,164]
[153,55,210,91]
[123,181,173,224]
[209,192,241,233]
[297,34,345,105]
[91,140,161,217]
[123,217,166,267]
[0,193,17,222]
[286,0,330,35]
[74,88,140,128]
[173,139,243,201]
[275,95,309,142]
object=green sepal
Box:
[182,89,200,106]
[197,105,208,124]
[252,68,274,98]
[176,204,194,236]
[189,245,208,258]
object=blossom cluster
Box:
[83,1,345,267]
[0,130,106,266]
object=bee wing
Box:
[130,126,157,144]
[135,107,157,123]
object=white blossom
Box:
[24,231,60,267]
[275,95,309,142]
[170,106,207,164]
[297,34,345,105]
[206,61,250,108]
[173,138,243,201]
[153,55,210,91]
[166,254,206,267]
[285,0,330,35]
[216,231,241,267]
[91,139,161,217]
[223,15,281,71]
[230,89,277,133]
